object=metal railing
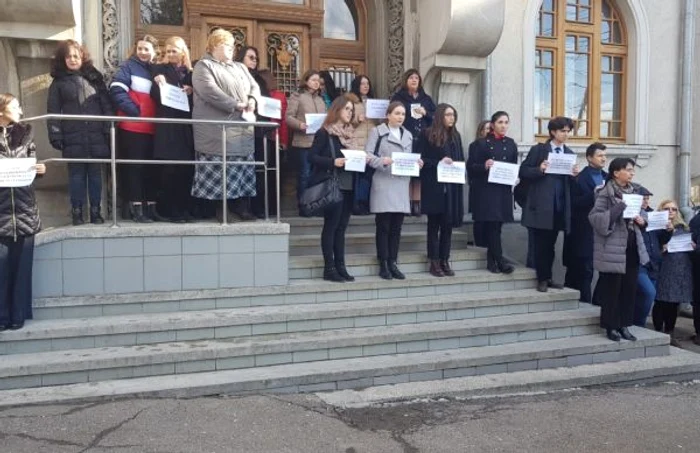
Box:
[20,114,281,227]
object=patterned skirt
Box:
[191,153,257,200]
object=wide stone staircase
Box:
[0,216,698,407]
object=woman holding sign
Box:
[467,111,518,274]
[0,93,47,330]
[418,104,464,277]
[366,101,419,280]
[651,199,695,345]
[308,96,360,282]
[151,36,195,223]
[589,158,649,342]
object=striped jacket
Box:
[109,56,156,134]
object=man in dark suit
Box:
[563,142,607,302]
[519,117,580,293]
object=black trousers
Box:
[119,129,155,202]
[598,233,639,330]
[652,301,679,333]
[322,191,353,266]
[565,257,594,303]
[533,228,560,282]
[427,214,453,260]
[482,221,504,263]
[375,212,405,261]
[0,235,34,326]
[252,136,278,217]
[158,163,194,217]
[473,221,487,247]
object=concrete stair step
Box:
[290,231,470,255]
[289,249,487,279]
[33,267,538,320]
[285,216,438,236]
[0,329,671,407]
[1,292,584,355]
[0,307,603,388]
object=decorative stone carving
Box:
[102,0,121,78]
[387,0,404,93]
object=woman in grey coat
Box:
[191,29,260,222]
[651,199,696,345]
[589,157,649,342]
[366,102,422,280]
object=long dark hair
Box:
[50,39,94,77]
[350,75,375,99]
[426,103,459,148]
[235,46,259,68]
[399,69,422,92]
[319,70,339,100]
[474,120,491,141]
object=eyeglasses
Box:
[247,55,258,61]
[663,207,679,212]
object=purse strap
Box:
[329,134,338,176]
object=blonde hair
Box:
[130,35,159,60]
[657,199,689,230]
[164,36,192,71]
[207,29,234,54]
[0,93,17,114]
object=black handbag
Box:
[299,139,343,217]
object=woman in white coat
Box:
[366,101,422,279]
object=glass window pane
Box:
[578,7,590,23]
[140,0,183,26]
[600,122,610,137]
[578,36,589,51]
[613,56,624,71]
[601,72,622,121]
[543,50,553,67]
[541,13,554,37]
[602,56,611,72]
[324,0,358,40]
[610,122,622,137]
[612,22,623,43]
[580,0,591,5]
[602,21,611,43]
[543,0,554,12]
[271,0,304,3]
[576,121,588,136]
[566,36,576,51]
[602,0,612,18]
[565,51,589,122]
[535,67,554,118]
[566,5,577,21]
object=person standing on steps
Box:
[286,70,327,213]
[418,104,465,278]
[47,39,112,226]
[0,93,47,331]
[563,142,608,303]
[690,210,700,346]
[109,35,159,223]
[467,111,518,275]
[309,95,361,283]
[366,101,421,280]
[651,199,695,347]
[519,116,580,292]
[634,187,662,328]
[589,157,649,342]
[467,120,491,248]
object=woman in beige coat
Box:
[285,70,326,212]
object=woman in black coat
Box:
[418,104,465,277]
[308,96,359,283]
[467,111,518,274]
[47,39,112,225]
[467,120,491,247]
[151,36,195,223]
[391,69,436,151]
[0,94,47,330]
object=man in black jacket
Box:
[690,210,700,346]
[519,117,580,292]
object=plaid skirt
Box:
[191,153,257,200]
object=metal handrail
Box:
[20,114,281,227]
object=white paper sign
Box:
[437,161,466,184]
[160,83,190,112]
[645,210,670,232]
[545,152,577,175]
[256,96,282,119]
[410,103,423,119]
[667,233,694,253]
[391,152,421,177]
[488,161,520,186]
[341,149,367,173]
[622,194,644,219]
[0,157,37,188]
[305,113,327,135]
[365,99,390,119]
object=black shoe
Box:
[9,323,24,331]
[145,203,167,222]
[129,202,153,223]
[487,255,501,274]
[323,266,346,283]
[379,260,393,280]
[388,260,406,280]
[429,260,445,277]
[440,260,455,277]
[618,327,637,341]
[548,280,564,289]
[90,206,104,224]
[606,329,621,342]
[0,325,8,332]
[335,261,355,282]
[498,260,515,274]
[71,206,84,226]
[537,281,548,293]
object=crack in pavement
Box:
[77,407,147,453]
[0,430,85,448]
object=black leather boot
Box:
[486,251,501,274]
[129,202,153,223]
[90,205,104,224]
[335,261,355,282]
[388,260,406,280]
[71,206,84,226]
[498,259,515,275]
[233,197,256,222]
[429,260,445,277]
[440,260,455,277]
[606,328,621,342]
[379,260,393,280]
[323,264,345,283]
[618,327,637,342]
[145,203,166,222]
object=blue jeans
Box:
[634,266,656,327]
[68,163,102,208]
[296,147,311,205]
